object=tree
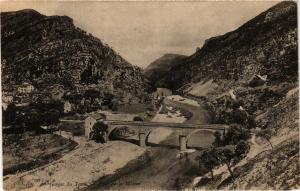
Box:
[3,103,16,125]
[85,89,100,102]
[213,131,223,147]
[234,140,250,160]
[215,141,250,178]
[216,145,236,177]
[90,122,108,143]
[23,110,42,131]
[256,128,274,149]
[223,124,251,145]
[133,116,144,121]
[198,149,219,179]
[42,110,60,125]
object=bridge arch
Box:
[103,120,227,150]
[106,124,136,140]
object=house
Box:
[84,113,107,139]
[215,89,238,106]
[2,94,13,103]
[153,88,172,100]
[64,101,72,113]
[50,85,64,100]
[17,82,34,94]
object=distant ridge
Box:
[144,54,187,89]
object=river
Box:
[81,96,214,190]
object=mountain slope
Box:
[143,54,187,88]
[1,9,150,102]
[154,1,297,91]
[143,2,298,190]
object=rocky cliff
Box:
[1,9,150,102]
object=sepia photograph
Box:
[0,0,299,190]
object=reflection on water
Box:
[147,128,215,149]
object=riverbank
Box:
[81,95,213,190]
[3,137,146,191]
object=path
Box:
[3,131,145,191]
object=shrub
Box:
[223,124,251,145]
[216,145,236,177]
[90,122,108,143]
[215,141,250,177]
[133,116,144,121]
[197,149,220,179]
[256,128,274,149]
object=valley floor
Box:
[81,95,214,190]
[3,134,145,191]
[4,95,209,191]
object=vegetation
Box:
[256,128,274,149]
[133,116,144,121]
[2,103,17,125]
[197,149,219,179]
[198,123,251,179]
[198,140,250,179]
[222,124,251,145]
[90,122,108,143]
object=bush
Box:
[213,131,223,147]
[223,124,251,145]
[197,149,220,179]
[235,140,250,159]
[3,103,17,125]
[133,116,143,121]
[90,122,108,143]
[256,128,274,149]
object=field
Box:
[3,132,77,175]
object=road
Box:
[82,96,214,190]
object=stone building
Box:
[17,82,34,94]
[153,88,172,100]
[84,113,106,139]
[2,94,13,103]
[64,101,72,113]
[50,85,64,100]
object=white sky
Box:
[1,1,279,68]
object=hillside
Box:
[1,9,150,104]
[143,54,187,88]
[152,1,297,91]
[143,1,298,190]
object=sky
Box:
[1,1,278,68]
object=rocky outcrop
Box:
[151,1,297,91]
[1,9,150,103]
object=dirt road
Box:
[3,133,145,191]
[83,96,214,190]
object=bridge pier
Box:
[139,132,146,147]
[179,135,187,151]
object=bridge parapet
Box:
[105,120,227,130]
[104,120,228,151]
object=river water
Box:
[81,97,214,190]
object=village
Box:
[3,80,213,191]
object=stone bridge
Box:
[104,120,228,151]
